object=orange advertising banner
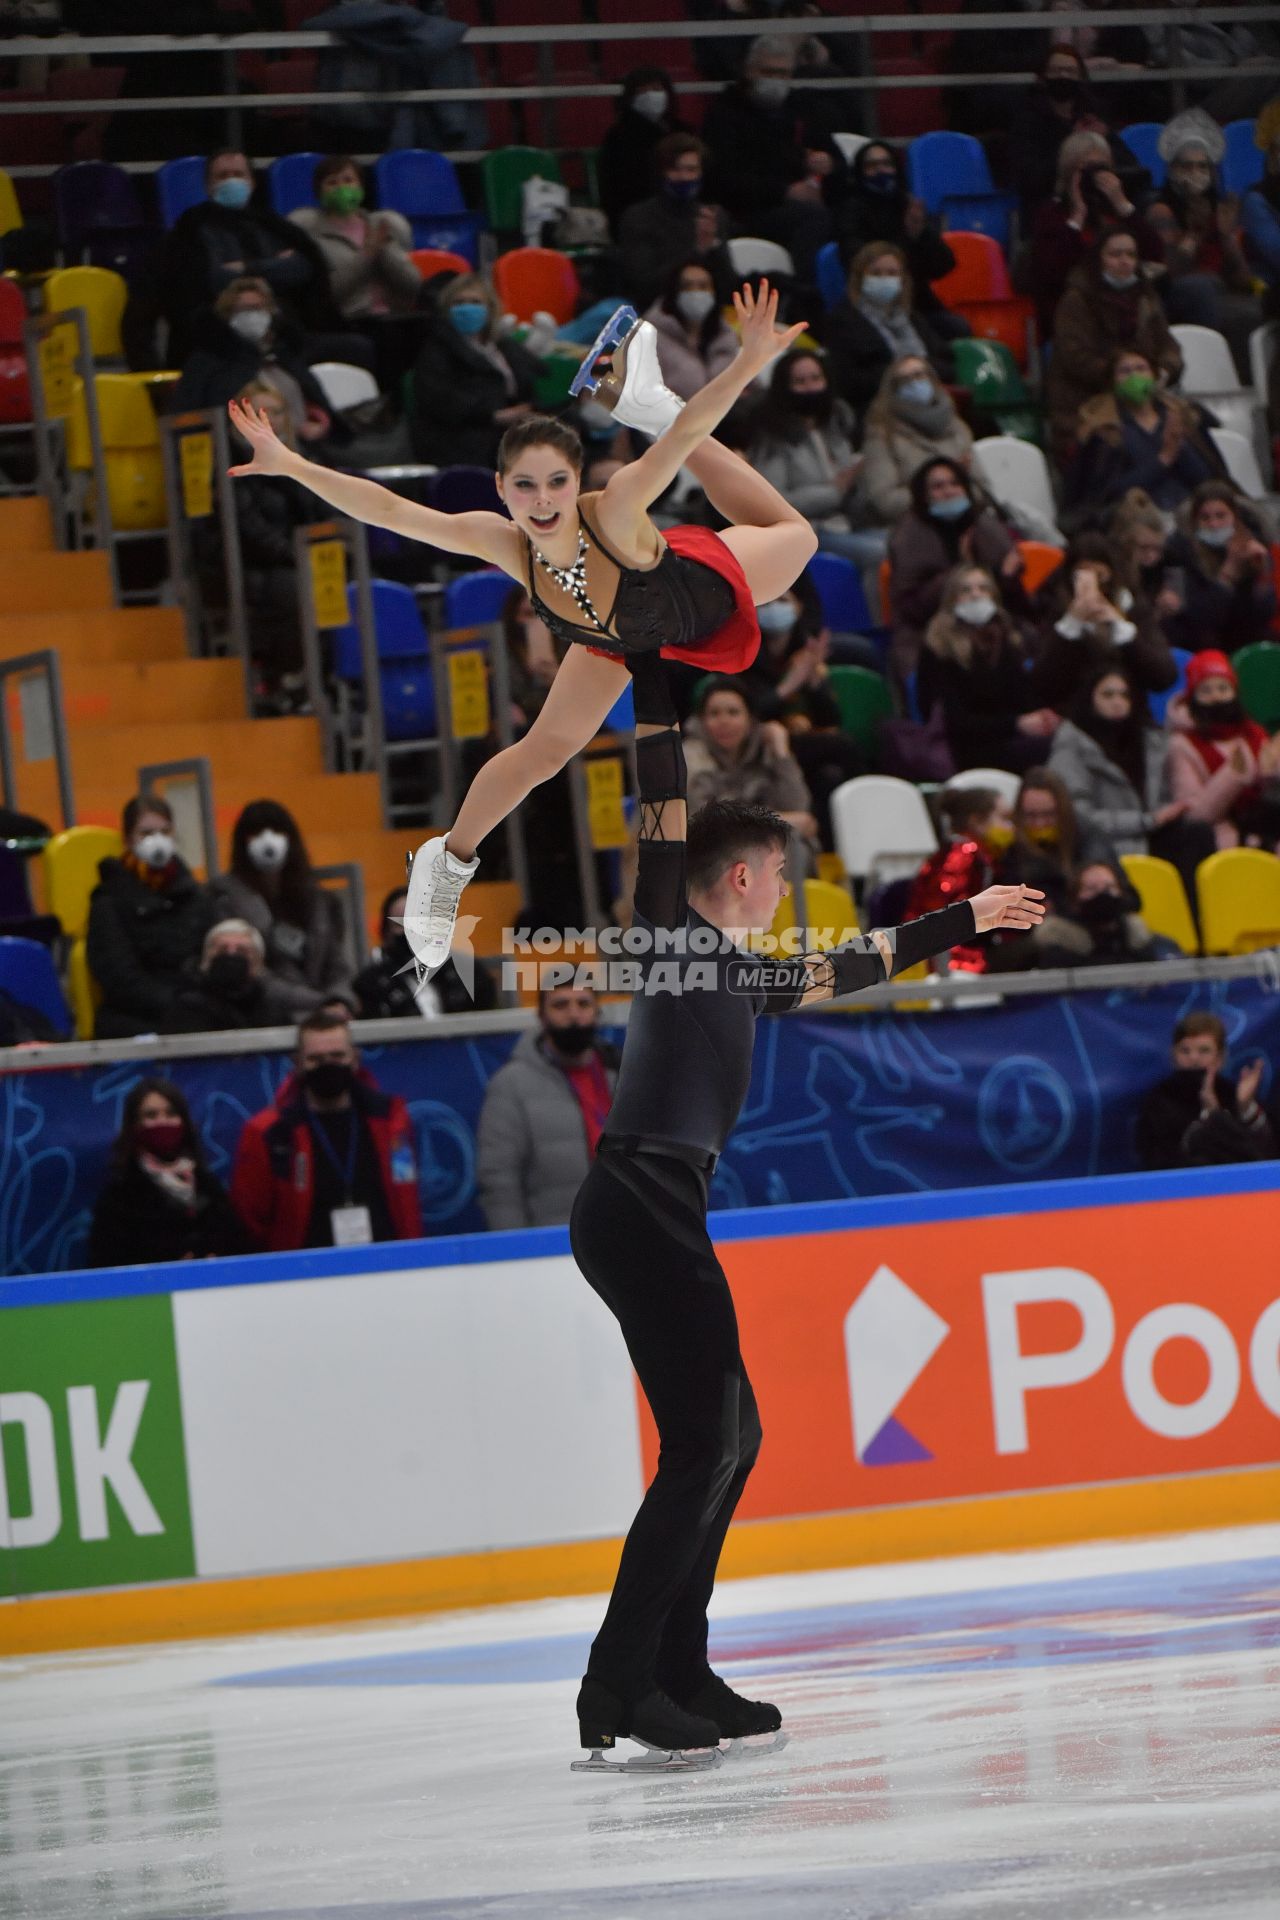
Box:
[637,1188,1280,1519]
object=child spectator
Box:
[87,1078,246,1268]
[1161,482,1277,657]
[887,456,1025,690]
[231,1010,422,1251]
[904,784,1012,974]
[918,564,1060,773]
[86,793,215,1039]
[214,801,357,1017]
[644,257,739,400]
[1166,649,1280,852]
[1137,1011,1273,1168]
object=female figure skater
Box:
[227,283,817,972]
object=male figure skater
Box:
[569,657,1044,1771]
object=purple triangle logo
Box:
[861,1416,933,1466]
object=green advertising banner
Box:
[0,1295,195,1599]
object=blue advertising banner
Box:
[1,978,1277,1276]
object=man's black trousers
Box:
[569,1145,761,1705]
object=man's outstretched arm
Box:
[774,887,1046,1010]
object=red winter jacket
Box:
[230,1070,423,1252]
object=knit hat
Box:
[1184,649,1236,695]
[1157,108,1226,168]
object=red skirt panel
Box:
[584,524,761,674]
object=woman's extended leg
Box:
[682,434,817,604]
[446,645,631,861]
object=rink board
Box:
[1,1163,1278,1651]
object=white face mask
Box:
[756,599,796,633]
[861,275,902,307]
[676,288,717,326]
[1197,522,1234,548]
[631,88,668,122]
[133,830,175,870]
[247,828,289,871]
[750,76,790,108]
[230,308,272,344]
[955,595,997,627]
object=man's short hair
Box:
[686,800,789,895]
[1174,1011,1226,1052]
[296,1008,352,1050]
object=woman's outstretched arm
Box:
[226,398,516,565]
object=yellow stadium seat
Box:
[67,935,102,1040]
[42,824,121,940]
[1119,853,1199,956]
[0,168,21,237]
[65,371,179,531]
[801,877,859,951]
[46,265,127,359]
[815,850,846,888]
[1196,848,1280,955]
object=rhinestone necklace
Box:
[534,527,607,632]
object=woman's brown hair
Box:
[497,413,584,475]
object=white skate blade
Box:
[570,1741,722,1775]
[722,1729,788,1758]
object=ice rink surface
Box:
[2,1523,1277,1920]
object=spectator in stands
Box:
[288,155,421,326]
[684,678,820,874]
[475,982,619,1231]
[1032,858,1175,968]
[1166,649,1280,853]
[408,272,541,468]
[703,34,836,274]
[214,800,357,1017]
[887,456,1025,690]
[231,1010,422,1251]
[161,918,283,1033]
[354,886,498,1021]
[750,349,886,583]
[1025,128,1155,340]
[1007,45,1121,222]
[1160,482,1277,656]
[1031,529,1177,710]
[1000,767,1114,914]
[833,143,964,341]
[1137,1011,1273,1169]
[644,257,739,400]
[618,133,733,311]
[126,147,353,370]
[1045,231,1182,460]
[1107,487,1186,621]
[1059,347,1225,522]
[904,785,1012,974]
[859,355,974,533]
[87,1077,247,1270]
[824,243,954,422]
[86,793,215,1040]
[1145,109,1263,374]
[917,564,1060,773]
[1241,97,1280,292]
[691,0,860,90]
[598,68,686,236]
[1048,661,1216,901]
[174,278,334,448]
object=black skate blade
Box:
[721,1729,788,1759]
[570,1742,722,1775]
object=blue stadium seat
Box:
[1149,646,1195,726]
[0,935,73,1036]
[1120,123,1165,188]
[816,241,846,312]
[807,550,875,632]
[267,151,324,217]
[53,161,146,261]
[603,682,634,733]
[444,568,513,629]
[155,156,207,228]
[907,133,1016,249]
[332,580,437,744]
[374,149,482,260]
[379,666,438,743]
[1223,119,1264,195]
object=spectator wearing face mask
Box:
[160,917,284,1033]
[475,983,620,1231]
[1145,110,1262,376]
[354,887,499,1021]
[1032,858,1176,969]
[598,68,686,236]
[750,348,887,587]
[1107,488,1183,629]
[824,243,954,421]
[231,1010,422,1252]
[859,355,974,531]
[288,154,420,325]
[213,800,357,1018]
[918,564,1060,774]
[643,256,739,401]
[1136,1011,1274,1170]
[1030,531,1177,712]
[86,792,216,1040]
[174,277,334,449]
[904,785,1014,974]
[738,579,868,840]
[1160,483,1277,657]
[1007,46,1129,223]
[408,272,542,468]
[618,133,733,312]
[834,143,965,339]
[887,456,1025,690]
[999,768,1115,916]
[684,677,821,874]
[1025,129,1156,342]
[87,1078,247,1270]
[1241,97,1280,294]
[1046,232,1182,462]
[1060,347,1225,524]
[703,34,837,275]
[1165,649,1280,854]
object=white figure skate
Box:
[401,837,479,980]
[570,305,685,438]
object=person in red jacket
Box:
[231,1008,422,1251]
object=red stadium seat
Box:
[492,246,580,325]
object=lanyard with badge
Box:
[309,1110,373,1246]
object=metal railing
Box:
[430,618,529,905]
[159,405,253,708]
[567,728,634,934]
[22,304,116,592]
[136,755,219,880]
[294,516,391,821]
[313,858,370,969]
[0,648,74,829]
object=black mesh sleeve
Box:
[881,900,977,974]
[632,725,687,932]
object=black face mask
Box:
[788,388,828,414]
[1077,890,1125,928]
[1170,1064,1215,1098]
[1189,694,1245,731]
[306,1061,355,1100]
[547,1022,596,1058]
[1044,75,1082,103]
[205,951,252,997]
